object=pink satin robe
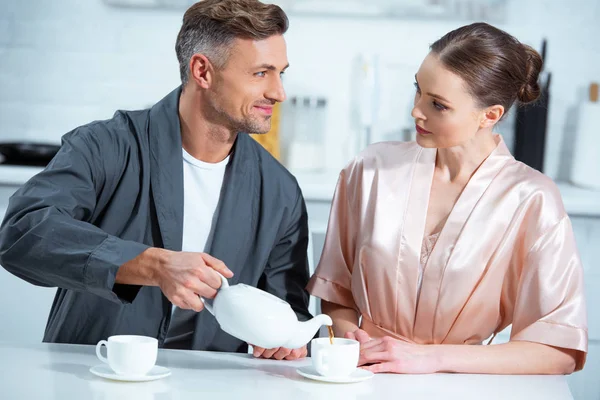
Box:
[307,136,588,370]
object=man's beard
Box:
[210,100,272,135]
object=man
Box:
[0,0,310,360]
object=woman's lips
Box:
[416,125,432,135]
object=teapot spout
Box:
[284,314,333,349]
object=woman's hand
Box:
[344,329,371,343]
[357,336,439,374]
[344,332,577,375]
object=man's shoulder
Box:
[61,109,150,149]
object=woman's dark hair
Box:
[430,22,543,112]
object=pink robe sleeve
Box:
[510,215,588,371]
[306,170,358,310]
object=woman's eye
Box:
[433,101,447,111]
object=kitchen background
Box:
[0,0,599,398]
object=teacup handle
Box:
[96,340,109,364]
[317,352,329,373]
[199,271,229,315]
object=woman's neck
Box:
[435,132,498,182]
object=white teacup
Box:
[311,337,360,377]
[95,335,158,376]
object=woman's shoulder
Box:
[507,160,564,204]
[335,141,424,196]
[360,140,422,159]
[501,159,568,230]
[343,141,422,171]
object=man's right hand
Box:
[116,248,233,312]
[155,250,233,312]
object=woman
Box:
[307,22,587,375]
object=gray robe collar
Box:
[148,87,259,282]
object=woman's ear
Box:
[480,105,504,128]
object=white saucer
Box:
[90,364,171,382]
[296,366,374,383]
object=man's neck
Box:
[178,88,237,163]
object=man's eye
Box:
[255,71,266,77]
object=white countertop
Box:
[2,165,600,216]
[0,165,46,186]
[0,342,573,400]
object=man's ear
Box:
[188,53,214,89]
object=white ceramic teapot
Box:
[201,274,333,349]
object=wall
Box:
[1,0,600,178]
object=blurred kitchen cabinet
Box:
[102,0,508,23]
[269,0,508,22]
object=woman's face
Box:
[412,53,489,149]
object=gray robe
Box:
[0,87,311,352]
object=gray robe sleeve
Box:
[0,127,149,304]
[259,187,312,322]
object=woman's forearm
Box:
[321,300,360,337]
[434,341,577,375]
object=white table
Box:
[0,342,574,399]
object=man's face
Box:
[206,35,288,134]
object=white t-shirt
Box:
[164,148,229,346]
[181,148,229,255]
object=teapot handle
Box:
[199,271,229,315]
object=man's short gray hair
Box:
[175,0,288,86]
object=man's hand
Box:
[154,250,233,312]
[118,248,233,311]
[251,345,308,360]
